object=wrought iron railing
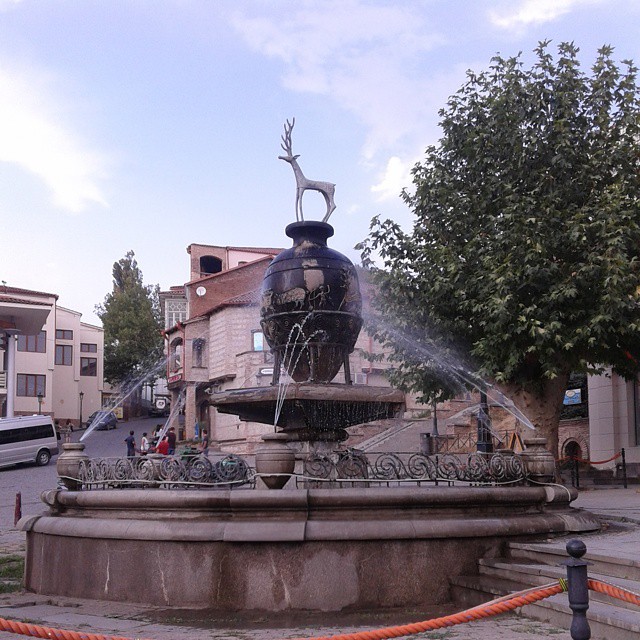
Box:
[301,449,527,487]
[66,449,527,490]
[75,454,252,489]
[432,429,519,454]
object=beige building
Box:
[587,371,640,470]
[0,286,104,425]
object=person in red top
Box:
[156,435,170,455]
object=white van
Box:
[0,415,60,468]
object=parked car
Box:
[149,396,170,417]
[86,410,118,431]
[0,415,59,468]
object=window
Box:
[0,423,54,445]
[170,338,183,372]
[81,343,97,353]
[80,357,97,377]
[17,331,46,353]
[17,374,46,397]
[165,300,187,329]
[200,255,222,275]
[193,338,205,368]
[252,330,264,352]
[56,329,73,340]
[55,345,72,366]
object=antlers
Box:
[280,118,295,156]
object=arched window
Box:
[200,255,222,275]
[193,338,205,368]
[170,338,183,372]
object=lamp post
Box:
[476,390,494,454]
[37,393,43,415]
[79,391,84,429]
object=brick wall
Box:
[186,259,271,320]
[559,418,590,460]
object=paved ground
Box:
[0,447,638,639]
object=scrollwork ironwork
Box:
[76,454,252,489]
[72,450,525,490]
[301,450,526,485]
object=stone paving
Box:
[0,486,637,639]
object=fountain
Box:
[18,120,600,612]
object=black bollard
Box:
[564,539,591,640]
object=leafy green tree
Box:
[96,251,164,386]
[359,42,640,456]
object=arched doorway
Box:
[564,440,582,460]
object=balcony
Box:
[0,370,6,390]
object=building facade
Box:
[0,286,105,425]
[587,371,640,470]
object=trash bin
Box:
[420,432,434,455]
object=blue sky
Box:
[1,0,639,325]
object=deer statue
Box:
[279,118,336,223]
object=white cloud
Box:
[0,0,24,11]
[371,156,415,202]
[0,62,108,213]
[230,1,447,161]
[489,0,603,30]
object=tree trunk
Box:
[500,372,569,460]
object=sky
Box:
[1,0,639,326]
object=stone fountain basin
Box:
[210,382,405,433]
[20,484,599,611]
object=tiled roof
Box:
[0,285,58,299]
[225,246,282,255]
[220,288,262,306]
[0,295,53,307]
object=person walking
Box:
[125,431,136,458]
[167,426,177,455]
[199,429,209,457]
[140,432,150,456]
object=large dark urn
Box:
[260,221,363,384]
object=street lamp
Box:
[79,391,84,429]
[476,390,494,454]
[37,393,43,415]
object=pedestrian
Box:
[199,429,209,457]
[167,426,177,455]
[140,432,150,456]
[66,419,74,432]
[125,430,136,457]
[156,435,169,456]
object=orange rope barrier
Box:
[589,578,640,607]
[0,616,153,640]
[1,578,637,640]
[557,451,622,465]
[286,582,565,640]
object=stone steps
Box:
[450,540,640,640]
